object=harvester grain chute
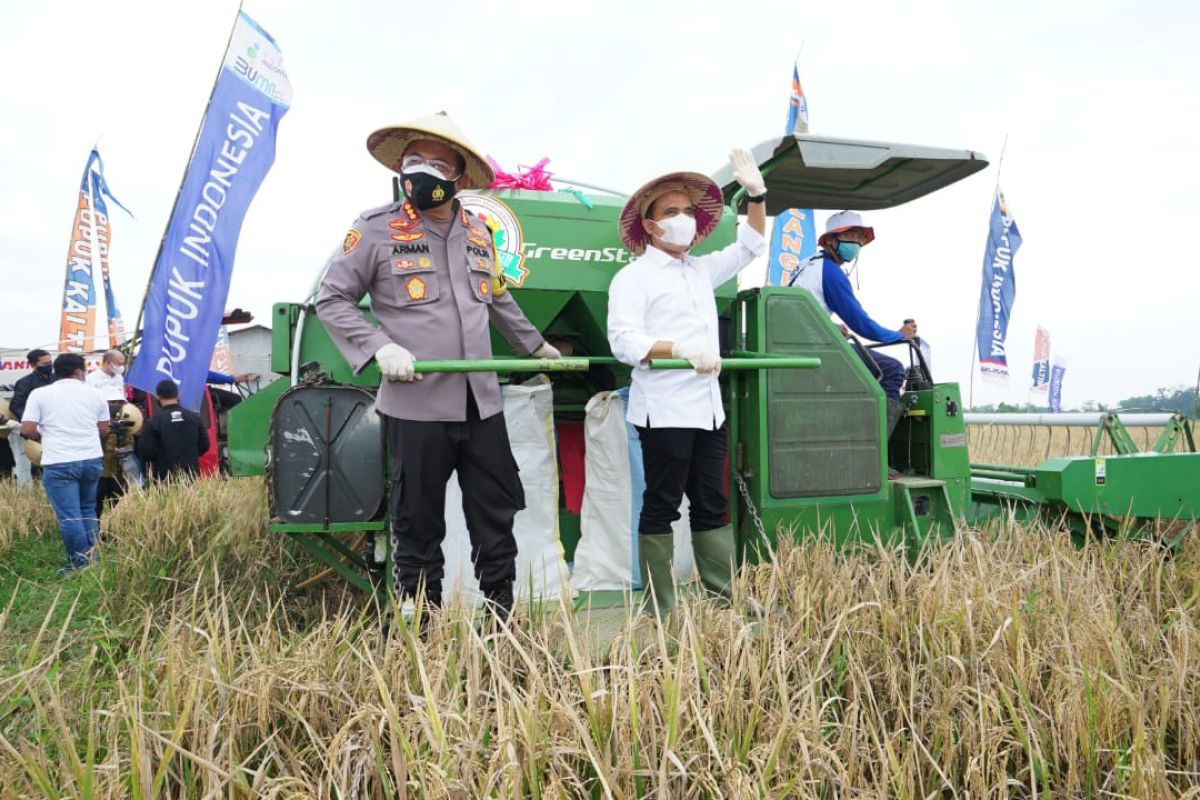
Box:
[226,131,1199,596]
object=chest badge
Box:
[393,259,414,271]
[478,279,490,297]
[391,231,424,243]
[405,277,427,301]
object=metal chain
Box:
[735,471,768,545]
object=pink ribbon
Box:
[487,156,554,191]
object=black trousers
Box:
[386,398,524,594]
[636,424,728,535]
[96,475,125,519]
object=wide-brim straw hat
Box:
[819,210,875,248]
[366,112,494,189]
[119,402,144,436]
[0,397,11,439]
[619,171,725,255]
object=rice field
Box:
[1,466,1199,797]
[966,423,1175,468]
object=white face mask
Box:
[113,365,125,375]
[651,214,697,248]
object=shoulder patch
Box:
[343,228,362,255]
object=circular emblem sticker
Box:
[459,194,529,287]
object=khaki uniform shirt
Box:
[316,198,544,422]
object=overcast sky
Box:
[1,0,1197,408]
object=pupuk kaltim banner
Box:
[975,189,1022,385]
[59,148,132,352]
[1030,325,1051,393]
[128,12,290,409]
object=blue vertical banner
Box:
[767,209,817,286]
[770,56,817,286]
[128,12,291,409]
[975,189,1022,385]
[1048,358,1067,412]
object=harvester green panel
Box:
[1037,453,1200,519]
[761,292,882,497]
[734,287,895,552]
[891,385,970,518]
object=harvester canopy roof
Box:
[711,134,988,215]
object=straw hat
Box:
[0,397,11,439]
[619,171,725,255]
[819,210,875,248]
[25,437,41,467]
[366,112,494,189]
[118,403,144,436]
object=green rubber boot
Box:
[637,534,676,619]
[691,525,738,600]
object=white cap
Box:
[821,211,875,246]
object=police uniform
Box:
[317,196,545,603]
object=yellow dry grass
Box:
[1,477,1198,797]
[967,423,1171,468]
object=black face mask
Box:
[402,169,456,210]
[35,364,52,376]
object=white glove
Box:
[533,342,562,359]
[729,147,767,197]
[375,343,421,382]
[3,419,19,431]
[671,340,721,375]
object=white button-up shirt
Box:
[607,222,766,429]
[85,368,126,401]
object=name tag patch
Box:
[393,243,431,255]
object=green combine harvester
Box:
[226,132,1199,594]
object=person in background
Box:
[19,353,109,571]
[607,148,768,618]
[137,380,210,482]
[96,400,138,519]
[86,349,127,401]
[5,349,55,486]
[901,318,933,373]
[786,211,915,435]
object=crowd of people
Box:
[7,115,925,605]
[2,349,210,573]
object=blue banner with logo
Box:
[1048,359,1066,412]
[975,189,1022,385]
[128,12,291,409]
[767,209,817,286]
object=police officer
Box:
[317,112,559,621]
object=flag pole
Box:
[127,0,244,366]
[968,133,1008,410]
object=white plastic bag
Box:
[571,388,695,591]
[442,376,570,606]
